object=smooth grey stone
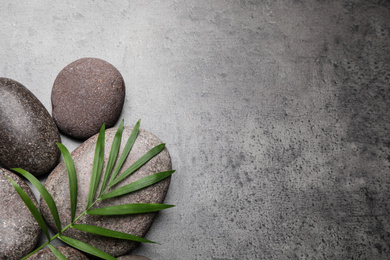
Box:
[51,57,125,140]
[41,126,172,256]
[0,77,61,176]
[117,256,150,260]
[27,246,89,260]
[0,168,41,260]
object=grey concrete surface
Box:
[1,1,390,259]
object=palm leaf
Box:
[6,176,50,240]
[59,235,116,260]
[57,143,78,222]
[48,244,67,260]
[87,124,105,209]
[72,224,156,243]
[99,120,124,196]
[87,203,174,216]
[12,168,62,232]
[101,170,175,200]
[8,119,176,260]
[109,143,166,188]
[108,119,140,186]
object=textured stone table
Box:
[1,1,389,259]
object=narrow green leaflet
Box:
[48,244,67,260]
[87,203,174,216]
[99,120,124,196]
[87,124,105,209]
[12,168,62,232]
[101,170,175,200]
[109,143,166,188]
[72,224,156,243]
[108,119,141,186]
[59,235,116,260]
[6,176,50,240]
[57,143,78,222]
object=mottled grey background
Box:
[1,1,390,259]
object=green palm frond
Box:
[9,119,175,259]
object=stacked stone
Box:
[0,168,41,260]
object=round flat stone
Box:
[42,126,172,256]
[27,246,88,260]
[0,168,41,259]
[51,57,125,139]
[118,256,150,260]
[0,78,61,176]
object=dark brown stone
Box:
[51,57,125,140]
[42,126,172,256]
[0,77,61,176]
[0,168,41,259]
[117,256,150,260]
[27,246,89,260]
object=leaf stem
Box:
[22,193,103,259]
[21,241,50,260]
